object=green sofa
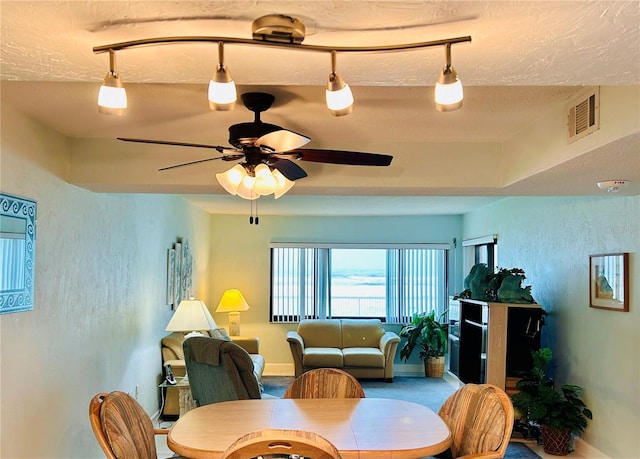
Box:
[286,319,400,382]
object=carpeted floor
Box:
[262,375,541,459]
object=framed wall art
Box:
[0,193,37,314]
[589,252,629,312]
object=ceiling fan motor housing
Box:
[228,122,283,149]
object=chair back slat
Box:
[438,383,514,459]
[283,368,365,399]
[221,428,342,459]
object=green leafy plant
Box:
[399,310,448,361]
[511,348,592,435]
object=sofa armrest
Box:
[286,331,305,377]
[231,336,260,354]
[379,331,401,380]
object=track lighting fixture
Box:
[97,50,127,116]
[326,51,354,116]
[94,14,471,116]
[208,42,237,111]
[434,43,463,112]
[215,163,295,200]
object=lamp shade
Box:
[216,289,250,313]
[165,299,218,333]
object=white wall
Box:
[463,195,640,458]
[0,104,211,458]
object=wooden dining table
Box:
[167,397,452,459]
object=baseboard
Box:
[263,363,452,378]
[573,436,609,458]
[264,363,295,376]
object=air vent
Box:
[568,87,600,143]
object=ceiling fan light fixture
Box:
[208,42,237,111]
[98,50,127,116]
[216,164,246,195]
[253,164,278,196]
[272,169,295,199]
[236,175,259,200]
[434,43,463,112]
[326,51,354,117]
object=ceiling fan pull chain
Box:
[255,198,260,225]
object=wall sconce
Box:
[94,14,471,116]
[216,289,250,336]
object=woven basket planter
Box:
[541,425,571,456]
[424,356,445,378]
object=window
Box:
[462,235,498,275]
[270,244,449,323]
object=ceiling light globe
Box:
[435,67,463,112]
[98,73,127,115]
[208,79,237,111]
[216,164,246,195]
[326,74,354,117]
[272,169,295,199]
[236,175,259,200]
[253,164,277,196]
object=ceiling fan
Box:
[118,92,393,199]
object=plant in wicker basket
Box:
[399,310,448,378]
[511,348,593,456]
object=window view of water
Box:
[331,249,386,317]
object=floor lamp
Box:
[216,289,250,336]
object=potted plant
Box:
[399,310,448,378]
[511,348,593,456]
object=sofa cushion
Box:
[303,347,344,368]
[343,347,385,368]
[341,319,384,348]
[298,319,342,348]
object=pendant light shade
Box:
[272,169,295,199]
[326,51,354,117]
[208,42,237,111]
[98,50,127,116]
[216,163,296,200]
[434,43,463,112]
[216,164,246,195]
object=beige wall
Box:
[208,213,463,374]
[463,195,640,458]
[0,104,211,458]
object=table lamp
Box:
[216,289,250,336]
[165,298,218,338]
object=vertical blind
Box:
[270,244,449,324]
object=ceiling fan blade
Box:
[118,137,233,153]
[283,149,393,166]
[159,156,234,171]
[270,159,308,181]
[256,129,311,153]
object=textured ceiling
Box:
[1,1,639,216]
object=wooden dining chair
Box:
[221,428,342,459]
[89,391,170,459]
[283,368,365,399]
[437,383,515,459]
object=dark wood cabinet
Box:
[457,299,544,392]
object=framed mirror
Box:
[0,193,36,314]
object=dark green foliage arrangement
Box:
[511,348,592,435]
[455,264,535,303]
[399,310,448,361]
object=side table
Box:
[160,376,196,417]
